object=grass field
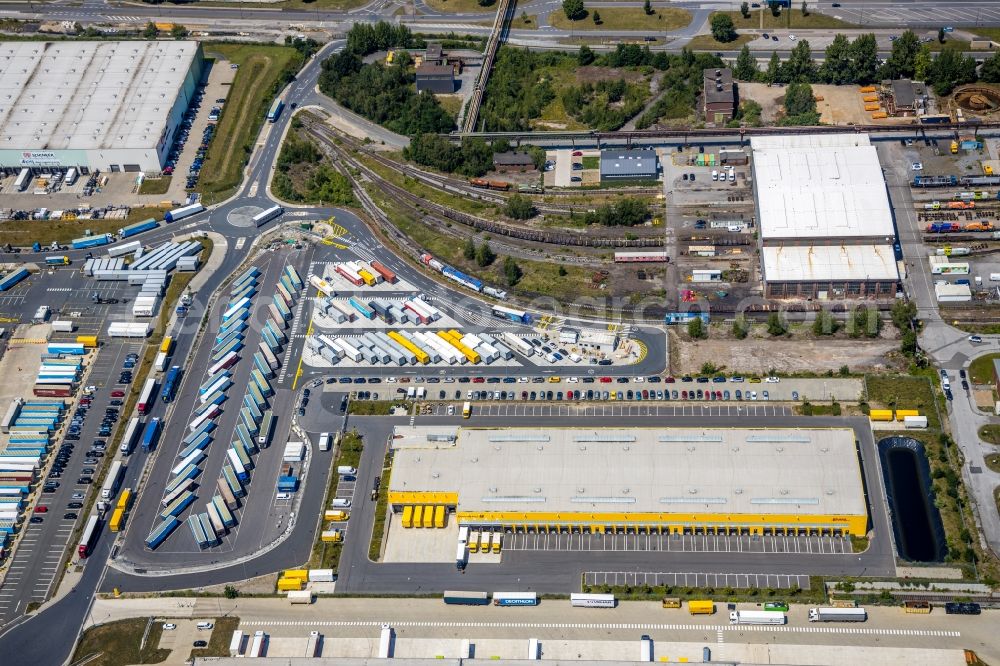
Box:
[968,353,1000,384]
[548,7,691,31]
[986,453,1000,473]
[199,44,304,205]
[436,94,465,121]
[188,617,240,661]
[974,28,1000,42]
[715,8,856,30]
[72,618,168,666]
[980,425,1000,445]
[357,153,494,218]
[686,33,754,51]
[368,448,393,561]
[513,13,538,29]
[0,205,165,247]
[865,374,940,429]
[424,0,497,13]
[138,176,172,196]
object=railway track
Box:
[304,120,665,250]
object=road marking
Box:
[239,619,960,637]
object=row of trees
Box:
[581,198,650,227]
[344,21,422,57]
[402,134,494,177]
[687,308,885,340]
[732,30,986,95]
[463,238,524,286]
[272,127,355,206]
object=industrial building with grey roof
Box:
[0,40,203,174]
[387,425,868,536]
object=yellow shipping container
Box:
[662,597,682,609]
[871,112,888,119]
[154,22,175,30]
[434,505,445,528]
[422,505,434,528]
[895,409,920,421]
[277,577,303,591]
[869,409,894,421]
[864,103,881,111]
[688,600,715,615]
[862,95,879,102]
[859,85,876,93]
[159,200,174,209]
[401,505,413,528]
[413,505,424,528]
[283,569,308,580]
[76,335,98,348]
[904,600,932,614]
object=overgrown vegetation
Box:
[581,198,650,226]
[561,79,650,131]
[626,48,724,129]
[308,430,364,571]
[979,425,1000,445]
[272,125,355,205]
[368,448,393,560]
[72,619,168,666]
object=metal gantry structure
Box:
[462,0,517,133]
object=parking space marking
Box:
[504,531,850,554]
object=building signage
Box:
[20,151,62,167]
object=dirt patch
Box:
[576,66,647,85]
[739,82,919,126]
[737,82,786,124]
[673,333,898,375]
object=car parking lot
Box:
[432,403,793,418]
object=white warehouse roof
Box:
[763,245,899,282]
[751,134,896,242]
[0,41,199,152]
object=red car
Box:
[572,151,583,157]
[111,390,125,397]
[599,377,612,383]
[472,377,485,383]
[34,506,48,513]
[665,376,676,383]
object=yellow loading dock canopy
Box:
[387,426,868,536]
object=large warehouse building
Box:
[387,426,868,537]
[0,40,203,174]
[751,134,900,299]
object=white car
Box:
[764,376,780,383]
[83,386,97,394]
[789,34,796,40]
[447,405,455,415]
[911,162,923,170]
[567,377,579,383]
[276,492,290,500]
[633,376,645,383]
[163,623,177,631]
[386,377,397,383]
[518,377,529,383]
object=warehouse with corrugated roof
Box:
[387,425,868,537]
[750,134,900,299]
[0,40,203,174]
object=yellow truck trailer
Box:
[688,600,715,615]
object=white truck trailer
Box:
[729,610,786,625]
[808,607,867,622]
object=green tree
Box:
[926,47,978,95]
[563,0,586,20]
[578,44,595,66]
[914,43,932,80]
[901,329,918,356]
[801,0,808,15]
[740,1,750,18]
[890,299,917,331]
[938,27,946,44]
[783,81,818,122]
[765,51,782,85]
[820,34,853,84]
[142,21,158,38]
[812,309,837,336]
[478,0,495,5]
[981,51,1000,83]
[784,39,816,82]
[171,24,189,39]
[766,312,787,336]
[711,14,738,43]
[463,236,476,260]
[884,30,920,79]
[558,265,568,276]
[504,194,536,219]
[849,307,882,338]
[734,44,759,81]
[732,315,749,339]
[850,33,880,84]
[592,10,602,23]
[644,0,653,15]
[476,241,496,267]
[503,256,523,286]
[223,585,239,599]
[687,316,707,339]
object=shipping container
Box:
[164,203,204,223]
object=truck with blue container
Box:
[71,234,112,250]
[141,417,161,452]
[0,268,30,292]
[161,366,181,403]
[119,218,159,238]
[442,266,484,292]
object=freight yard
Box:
[2,7,1000,662]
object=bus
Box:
[136,378,157,415]
[78,515,100,558]
[491,305,532,324]
[462,401,471,419]
[119,417,142,455]
[100,460,125,499]
[267,98,284,122]
[161,366,181,403]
